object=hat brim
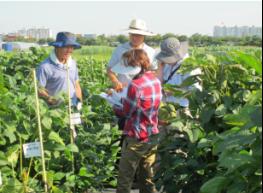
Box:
[125,29,156,36]
[156,53,183,64]
[156,41,189,64]
[111,62,142,75]
[49,41,81,49]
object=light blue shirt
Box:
[162,61,202,108]
[36,57,79,105]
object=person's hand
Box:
[47,97,63,107]
[47,97,58,106]
[106,89,113,96]
[113,81,124,92]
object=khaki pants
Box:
[117,137,158,193]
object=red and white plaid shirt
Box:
[115,72,162,142]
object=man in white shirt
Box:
[107,18,157,92]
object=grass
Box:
[73,46,114,60]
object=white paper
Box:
[23,142,41,158]
[0,171,2,186]
[99,88,128,107]
[71,113,82,125]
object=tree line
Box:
[4,33,262,47]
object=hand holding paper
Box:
[99,87,128,107]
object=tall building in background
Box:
[17,28,52,39]
[84,34,97,39]
[213,26,262,38]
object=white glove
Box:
[77,102,82,111]
[189,68,202,76]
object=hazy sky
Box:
[0,1,262,36]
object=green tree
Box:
[116,35,128,44]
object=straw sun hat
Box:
[126,18,156,36]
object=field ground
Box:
[102,189,139,193]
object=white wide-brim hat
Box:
[111,61,142,75]
[125,19,156,36]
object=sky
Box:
[0,1,262,37]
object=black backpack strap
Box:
[163,61,182,84]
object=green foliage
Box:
[156,47,262,193]
[0,46,262,192]
[0,48,121,192]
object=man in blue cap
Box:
[37,32,82,106]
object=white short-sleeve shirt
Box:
[108,42,157,84]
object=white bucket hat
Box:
[126,19,156,36]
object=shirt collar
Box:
[50,49,73,69]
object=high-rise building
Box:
[84,34,97,39]
[213,26,262,37]
[17,28,52,39]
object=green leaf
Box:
[235,51,262,75]
[218,151,255,174]
[226,180,246,193]
[215,104,227,117]
[0,178,23,193]
[3,129,16,144]
[66,144,79,153]
[47,170,54,188]
[180,76,200,88]
[79,167,87,176]
[52,186,64,193]
[223,105,257,126]
[48,131,65,146]
[213,133,256,154]
[0,151,9,166]
[201,176,228,193]
[3,123,17,143]
[6,145,19,166]
[170,121,185,132]
[42,116,52,130]
[163,84,187,97]
[246,89,262,106]
[250,107,262,127]
[200,107,215,124]
[206,54,217,64]
[209,90,220,104]
[49,109,61,118]
[198,138,212,149]
[53,172,65,181]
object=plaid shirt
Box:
[115,72,162,142]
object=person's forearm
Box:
[107,68,119,84]
[156,64,164,83]
[75,81,82,102]
[107,68,124,92]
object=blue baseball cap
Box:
[49,32,81,49]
